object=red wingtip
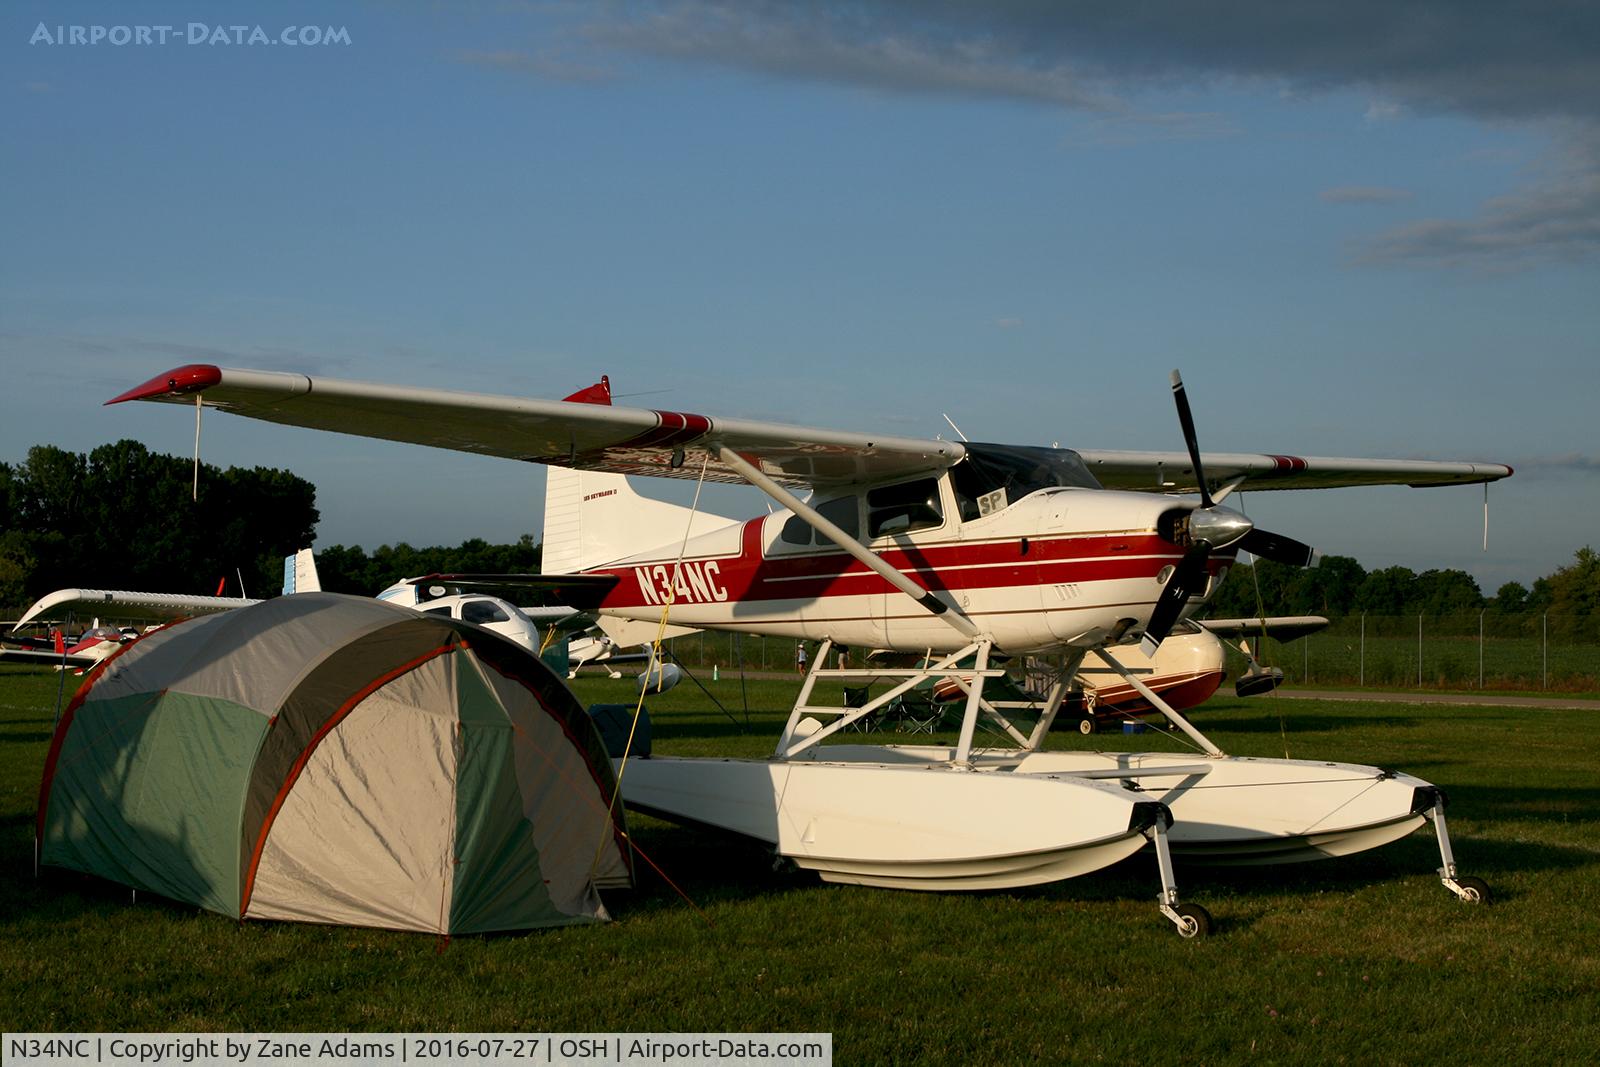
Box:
[105,364,223,406]
[562,375,613,406]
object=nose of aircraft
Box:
[1187,505,1253,549]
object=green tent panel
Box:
[36,592,631,934]
[41,690,267,916]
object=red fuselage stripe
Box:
[592,520,1215,610]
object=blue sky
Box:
[3,1,1596,594]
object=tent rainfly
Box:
[36,592,631,934]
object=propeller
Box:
[1140,371,1319,656]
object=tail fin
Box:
[282,548,321,594]
[542,467,739,574]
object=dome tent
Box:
[36,592,631,934]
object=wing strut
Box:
[715,446,981,641]
[1094,645,1224,757]
[192,394,203,501]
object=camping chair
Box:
[842,685,879,733]
[887,689,943,734]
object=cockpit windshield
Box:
[949,443,1102,521]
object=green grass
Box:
[4,663,1599,1063]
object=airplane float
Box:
[109,363,1511,935]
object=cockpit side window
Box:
[867,478,943,538]
[950,443,1101,519]
[461,599,511,625]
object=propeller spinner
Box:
[1140,371,1320,656]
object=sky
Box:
[3,1,1596,594]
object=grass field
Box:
[3,663,1598,1062]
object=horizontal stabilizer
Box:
[595,615,700,647]
[1197,616,1330,642]
[0,647,100,668]
[403,572,620,611]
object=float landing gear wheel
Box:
[1149,812,1211,938]
[1077,715,1096,735]
[1428,798,1490,904]
[1174,903,1212,939]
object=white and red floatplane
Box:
[110,363,1508,935]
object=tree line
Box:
[0,441,544,609]
[1,441,319,607]
[4,440,1595,633]
[1206,548,1600,625]
[312,537,541,595]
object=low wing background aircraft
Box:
[2,553,321,670]
[110,363,1509,933]
[1,624,137,670]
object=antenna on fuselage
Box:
[941,413,969,442]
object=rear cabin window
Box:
[781,495,860,546]
[422,605,453,618]
[461,599,511,625]
[867,478,943,538]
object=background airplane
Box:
[0,624,139,671]
[1055,615,1330,732]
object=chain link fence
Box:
[654,616,1600,692]
[657,631,831,676]
[1240,614,1599,691]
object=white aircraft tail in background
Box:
[282,547,320,593]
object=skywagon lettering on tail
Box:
[635,561,729,605]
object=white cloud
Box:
[1364,99,1402,123]
[1359,130,1600,269]
[1320,185,1414,204]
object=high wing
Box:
[108,364,1512,493]
[108,365,962,490]
[11,588,259,631]
[1076,450,1510,492]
